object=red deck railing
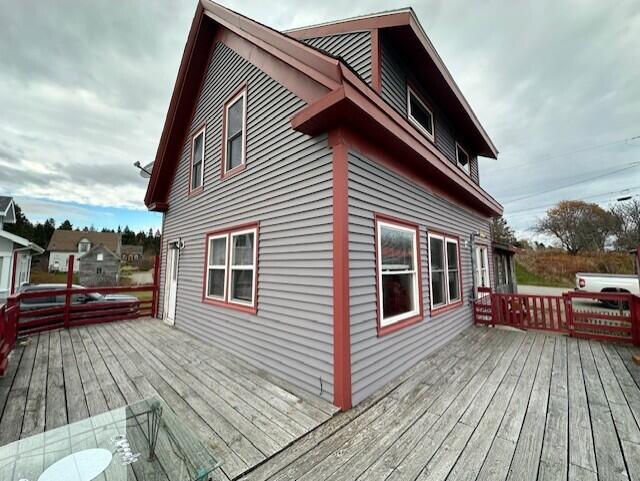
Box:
[474,289,640,345]
[0,255,160,375]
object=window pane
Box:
[231,270,253,302]
[209,237,227,266]
[446,241,458,270]
[227,97,243,138]
[382,273,415,319]
[457,147,469,167]
[193,132,204,163]
[227,135,243,170]
[232,232,254,266]
[381,226,414,271]
[429,237,444,270]
[431,271,446,306]
[410,93,433,134]
[207,269,225,298]
[448,270,460,301]
[192,160,202,189]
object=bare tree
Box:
[534,200,618,254]
[611,198,640,251]
[491,217,517,244]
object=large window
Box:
[190,126,206,192]
[407,86,434,141]
[475,245,490,290]
[376,217,422,330]
[204,224,258,311]
[428,232,462,311]
[456,142,470,174]
[222,87,247,176]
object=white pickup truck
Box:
[575,272,640,295]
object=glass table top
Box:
[0,397,221,481]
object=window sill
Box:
[203,296,257,314]
[430,300,464,317]
[188,186,203,198]
[221,163,246,181]
[377,313,423,337]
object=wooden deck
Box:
[0,319,337,481]
[239,326,640,481]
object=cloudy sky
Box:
[1,0,639,238]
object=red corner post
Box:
[329,129,352,411]
[151,255,161,318]
[64,256,74,329]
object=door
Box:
[164,243,180,325]
[474,245,490,297]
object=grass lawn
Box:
[515,261,573,288]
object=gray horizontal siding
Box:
[303,31,372,84]
[159,41,335,402]
[348,151,491,404]
[379,33,480,184]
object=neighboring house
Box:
[78,244,121,286]
[0,196,44,301]
[121,244,144,262]
[492,242,518,294]
[145,1,502,410]
[47,230,121,272]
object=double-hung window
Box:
[456,142,470,174]
[407,86,434,141]
[190,126,205,192]
[376,217,422,330]
[223,87,247,175]
[475,245,490,290]
[204,225,258,311]
[428,232,462,311]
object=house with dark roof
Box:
[78,244,121,287]
[0,196,44,300]
[121,244,144,262]
[47,230,121,273]
[145,1,503,410]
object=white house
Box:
[47,229,121,272]
[0,196,44,301]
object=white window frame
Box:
[456,142,470,174]
[376,220,421,327]
[223,89,247,175]
[228,227,257,307]
[190,126,206,191]
[475,245,491,290]
[428,232,462,310]
[78,239,91,253]
[96,253,104,262]
[205,234,228,301]
[407,85,434,141]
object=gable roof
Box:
[47,230,120,253]
[0,196,16,223]
[80,243,120,261]
[145,1,502,216]
[122,244,144,255]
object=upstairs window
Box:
[204,224,258,312]
[428,232,462,311]
[190,127,205,192]
[456,143,470,174]
[376,217,422,330]
[407,86,434,141]
[223,87,247,176]
[78,240,91,253]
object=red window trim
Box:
[201,221,259,315]
[374,213,424,337]
[220,82,248,181]
[406,80,436,144]
[427,228,464,316]
[187,123,206,197]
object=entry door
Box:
[164,244,179,325]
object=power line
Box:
[501,161,640,204]
[484,134,640,174]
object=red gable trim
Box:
[285,10,412,39]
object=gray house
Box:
[145,1,502,410]
[78,244,120,287]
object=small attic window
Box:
[79,240,91,253]
[190,126,206,192]
[97,253,104,262]
[456,143,470,174]
[222,86,248,176]
[407,86,434,141]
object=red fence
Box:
[0,255,160,375]
[474,289,640,345]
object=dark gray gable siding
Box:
[158,41,335,401]
[348,150,492,404]
[379,34,481,184]
[302,31,372,84]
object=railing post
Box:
[151,255,160,318]
[563,293,574,337]
[64,256,74,329]
[632,295,640,347]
